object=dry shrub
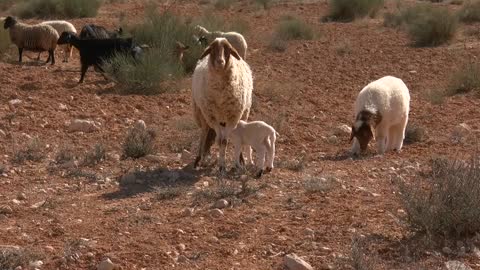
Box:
[458,0,480,22]
[404,124,427,144]
[122,126,156,159]
[396,155,480,240]
[13,137,45,164]
[325,0,384,22]
[0,247,44,270]
[269,16,314,52]
[15,0,101,19]
[447,61,480,95]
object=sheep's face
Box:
[4,16,16,29]
[200,38,241,71]
[57,31,74,45]
[350,122,373,152]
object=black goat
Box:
[79,24,123,39]
[57,31,137,83]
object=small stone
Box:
[59,103,68,111]
[177,243,186,251]
[213,199,229,209]
[445,261,472,270]
[11,199,21,205]
[210,208,224,218]
[209,236,219,243]
[0,205,13,214]
[177,255,188,263]
[97,258,115,270]
[29,260,43,268]
[327,135,338,144]
[30,200,46,209]
[67,119,100,133]
[0,129,6,137]
[333,124,352,137]
[284,253,314,270]
[181,207,194,217]
[442,246,453,254]
[9,99,22,106]
[45,246,54,252]
[134,120,146,130]
[14,266,22,270]
[304,228,315,237]
[17,193,27,200]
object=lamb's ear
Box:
[199,46,212,59]
[224,42,241,60]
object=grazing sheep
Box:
[194,25,248,60]
[57,31,136,83]
[79,24,122,39]
[230,120,277,178]
[38,20,77,62]
[192,38,253,172]
[350,76,410,155]
[3,16,59,65]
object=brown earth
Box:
[1,0,480,269]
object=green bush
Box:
[15,0,101,19]
[458,0,480,22]
[396,155,480,240]
[447,62,480,95]
[408,5,457,46]
[326,0,384,22]
[269,16,314,51]
[104,11,202,94]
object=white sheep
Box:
[192,37,253,172]
[230,120,277,178]
[194,25,248,60]
[38,20,77,62]
[3,16,59,65]
[350,75,410,155]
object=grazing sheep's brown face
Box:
[350,110,382,153]
[200,38,241,71]
[350,122,373,152]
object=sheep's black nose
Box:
[220,122,226,127]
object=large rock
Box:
[67,119,100,133]
[284,253,313,270]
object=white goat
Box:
[350,76,410,155]
[194,25,248,60]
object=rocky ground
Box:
[1,0,480,269]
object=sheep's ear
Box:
[199,46,212,59]
[225,42,241,60]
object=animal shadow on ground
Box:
[103,165,201,200]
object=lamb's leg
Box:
[194,126,209,168]
[265,135,275,172]
[36,52,41,61]
[233,142,243,169]
[217,133,228,173]
[49,49,55,65]
[254,145,266,178]
[18,47,23,63]
[386,125,397,152]
[246,146,253,166]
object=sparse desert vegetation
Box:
[0,0,480,269]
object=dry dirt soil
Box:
[1,0,480,269]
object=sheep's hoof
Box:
[265,167,272,173]
[255,169,264,179]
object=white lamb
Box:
[38,20,77,62]
[192,37,253,172]
[194,25,248,60]
[350,75,410,155]
[230,120,277,178]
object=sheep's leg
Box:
[393,117,408,152]
[375,126,388,155]
[233,142,243,169]
[194,126,209,168]
[246,146,253,166]
[265,135,275,172]
[36,52,41,61]
[49,49,55,65]
[18,48,23,63]
[386,125,397,152]
[66,44,73,62]
[254,145,266,178]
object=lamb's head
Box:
[57,31,76,45]
[350,110,382,152]
[4,16,17,29]
[200,37,241,71]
